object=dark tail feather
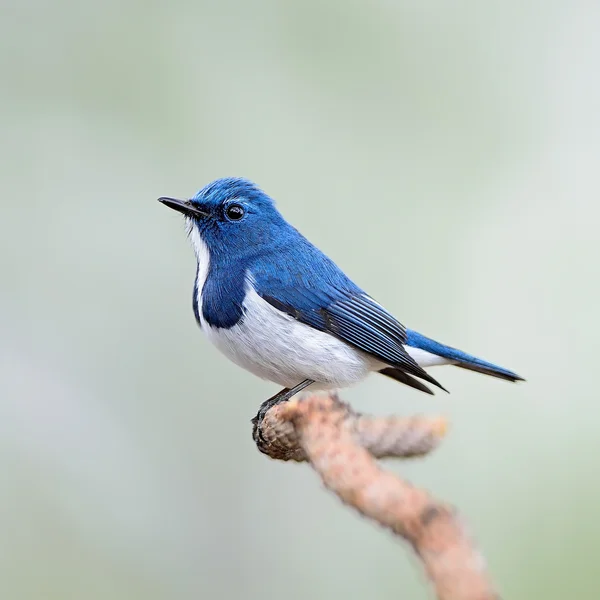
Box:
[378,367,435,395]
[452,361,524,382]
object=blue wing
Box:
[249,239,445,391]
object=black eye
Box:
[225,203,245,221]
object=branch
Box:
[252,393,498,600]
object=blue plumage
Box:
[159,177,524,396]
[187,179,286,328]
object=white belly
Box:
[200,287,381,389]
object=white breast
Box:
[199,281,381,390]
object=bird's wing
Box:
[249,246,445,391]
[260,289,445,391]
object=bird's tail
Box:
[405,329,524,383]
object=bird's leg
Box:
[252,379,314,444]
[255,378,315,419]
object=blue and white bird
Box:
[159,178,523,406]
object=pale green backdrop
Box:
[1,1,598,598]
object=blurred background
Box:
[1,1,598,598]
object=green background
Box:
[1,1,598,598]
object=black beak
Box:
[157,197,209,218]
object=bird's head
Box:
[159,177,286,258]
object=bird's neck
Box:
[189,226,249,330]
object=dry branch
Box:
[252,393,498,600]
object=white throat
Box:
[187,221,211,308]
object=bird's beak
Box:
[157,197,209,218]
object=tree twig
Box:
[252,393,498,600]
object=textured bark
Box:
[252,394,498,600]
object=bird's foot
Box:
[251,379,314,445]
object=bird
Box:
[158,177,523,410]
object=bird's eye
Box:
[225,203,245,221]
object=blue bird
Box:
[159,178,523,407]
